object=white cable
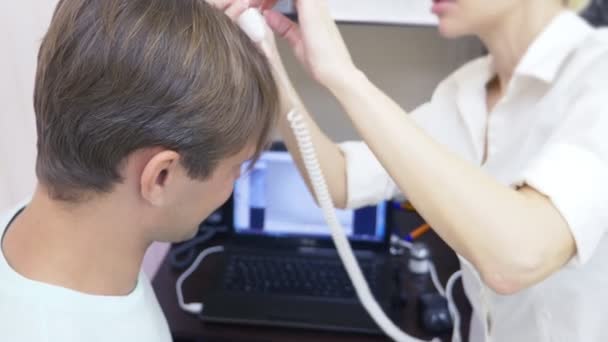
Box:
[393,234,445,298]
[176,245,225,314]
[428,262,446,297]
[446,270,463,342]
[430,263,463,342]
[396,235,461,341]
[287,109,438,342]
[237,8,267,43]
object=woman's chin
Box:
[437,20,469,39]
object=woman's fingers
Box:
[260,0,280,10]
[206,0,302,85]
[224,0,250,20]
[205,0,232,10]
[207,0,266,12]
[288,0,355,84]
[264,9,301,49]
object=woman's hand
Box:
[261,0,358,88]
[206,0,297,106]
[205,1,278,59]
[206,0,251,20]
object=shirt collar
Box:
[514,11,594,83]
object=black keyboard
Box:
[222,254,380,299]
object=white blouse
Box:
[340,11,608,342]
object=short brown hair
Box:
[34,0,279,201]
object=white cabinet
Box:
[274,0,438,26]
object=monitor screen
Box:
[233,149,386,242]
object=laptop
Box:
[201,143,395,334]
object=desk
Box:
[153,210,472,342]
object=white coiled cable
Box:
[287,109,438,342]
[235,9,455,341]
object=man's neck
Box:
[2,186,150,296]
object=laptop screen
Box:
[233,149,387,243]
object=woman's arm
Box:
[328,70,574,295]
[265,0,576,294]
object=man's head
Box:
[34,0,279,241]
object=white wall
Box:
[276,23,483,142]
[0,1,57,209]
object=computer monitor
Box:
[232,147,387,243]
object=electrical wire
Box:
[392,233,462,341]
[446,271,463,342]
[287,109,438,342]
[428,262,446,297]
[176,245,224,314]
[169,228,217,270]
[174,107,461,341]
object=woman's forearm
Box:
[325,69,575,294]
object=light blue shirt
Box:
[0,203,172,342]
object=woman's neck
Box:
[479,2,564,90]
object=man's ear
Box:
[140,150,181,206]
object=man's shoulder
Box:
[0,200,29,232]
[0,282,171,342]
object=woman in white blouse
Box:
[215,0,606,340]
